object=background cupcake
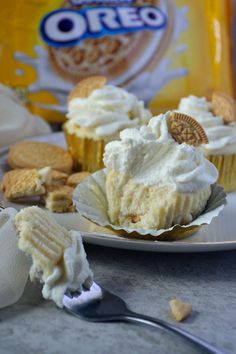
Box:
[178,93,236,192]
[64,76,151,172]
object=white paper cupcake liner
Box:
[73,169,227,239]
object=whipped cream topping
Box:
[178,95,236,155]
[42,231,93,308]
[104,112,218,193]
[66,85,151,138]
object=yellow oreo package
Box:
[0,0,234,122]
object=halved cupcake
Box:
[64,76,151,172]
[103,112,219,230]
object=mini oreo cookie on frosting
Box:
[169,112,209,147]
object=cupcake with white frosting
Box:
[178,94,236,192]
[64,76,151,172]
[103,112,218,230]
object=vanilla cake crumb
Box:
[169,299,192,322]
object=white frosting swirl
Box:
[66,85,151,138]
[42,231,93,308]
[104,112,218,193]
[178,95,236,155]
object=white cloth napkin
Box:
[0,84,51,148]
[0,208,30,309]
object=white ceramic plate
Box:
[1,132,236,253]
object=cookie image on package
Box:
[47,0,173,85]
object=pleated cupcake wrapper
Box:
[207,154,236,193]
[64,127,105,172]
[106,171,212,230]
[73,169,227,241]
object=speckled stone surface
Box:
[0,245,236,354]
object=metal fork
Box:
[0,204,223,353]
[63,282,224,354]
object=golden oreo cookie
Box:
[212,91,236,124]
[67,76,107,102]
[169,112,209,146]
[66,172,90,188]
[47,170,69,186]
[2,169,46,200]
[8,141,73,174]
[44,185,75,213]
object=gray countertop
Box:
[0,245,235,354]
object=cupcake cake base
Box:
[106,170,211,230]
[72,170,226,241]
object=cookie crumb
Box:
[169,299,192,322]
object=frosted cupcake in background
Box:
[64,76,151,172]
[103,112,218,231]
[178,93,236,192]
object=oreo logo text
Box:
[40,6,167,47]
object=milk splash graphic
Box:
[13,6,189,113]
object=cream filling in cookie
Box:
[38,166,51,188]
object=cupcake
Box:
[103,112,218,230]
[64,76,151,172]
[178,93,236,192]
